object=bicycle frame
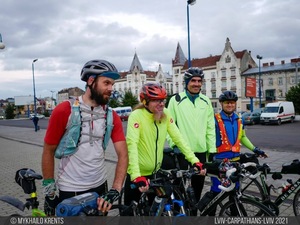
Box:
[0,191,46,217]
[256,170,300,207]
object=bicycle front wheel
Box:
[219,197,276,217]
[241,177,265,201]
[293,188,300,216]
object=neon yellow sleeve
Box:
[240,129,255,150]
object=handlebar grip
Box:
[130,184,137,189]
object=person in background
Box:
[167,67,216,215]
[124,83,206,212]
[32,115,39,132]
[41,59,128,215]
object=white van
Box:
[112,106,132,121]
[260,101,295,125]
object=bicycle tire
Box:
[241,176,280,215]
[241,177,265,201]
[219,197,276,217]
[293,188,300,216]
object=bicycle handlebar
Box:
[217,162,260,192]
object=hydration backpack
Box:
[55,99,113,159]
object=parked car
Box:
[242,112,261,125]
[29,113,45,119]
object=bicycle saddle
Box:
[16,168,43,181]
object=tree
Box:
[285,83,300,114]
[5,103,15,119]
[109,98,121,108]
[122,91,139,108]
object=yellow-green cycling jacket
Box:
[126,107,199,181]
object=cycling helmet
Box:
[184,67,204,81]
[219,91,238,102]
[139,83,167,103]
[80,59,120,81]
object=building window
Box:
[211,81,216,90]
[290,76,295,84]
[231,69,236,76]
[211,72,216,79]
[212,91,216,98]
[278,77,283,86]
[221,70,226,78]
[222,80,227,88]
[225,55,231,63]
[231,79,236,88]
[278,89,283,97]
[268,77,273,86]
[202,82,206,91]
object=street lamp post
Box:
[32,59,38,116]
[187,0,196,68]
[0,33,5,49]
[256,55,263,108]
[50,90,55,112]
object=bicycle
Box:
[197,161,276,216]
[129,168,200,216]
[240,155,300,216]
[0,168,46,217]
[0,168,133,217]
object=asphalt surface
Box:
[0,125,299,216]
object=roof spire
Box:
[129,51,144,72]
[173,42,186,66]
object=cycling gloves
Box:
[253,147,267,157]
[44,195,60,216]
[193,162,204,171]
[100,188,120,204]
[133,176,149,187]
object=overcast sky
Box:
[0,0,299,100]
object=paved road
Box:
[0,118,299,151]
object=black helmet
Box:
[184,67,204,81]
[80,59,120,81]
[219,91,238,102]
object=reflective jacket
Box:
[215,113,242,153]
[126,107,199,181]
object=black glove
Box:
[44,195,60,216]
[100,188,120,204]
[253,147,267,157]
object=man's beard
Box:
[90,85,110,105]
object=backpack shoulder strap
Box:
[102,107,114,150]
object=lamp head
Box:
[187,0,196,5]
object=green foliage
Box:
[109,98,121,108]
[5,103,15,119]
[44,111,50,117]
[122,91,139,108]
[285,83,300,114]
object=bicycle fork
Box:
[164,193,186,216]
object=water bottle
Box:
[281,179,292,194]
[149,196,162,216]
[197,191,214,211]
